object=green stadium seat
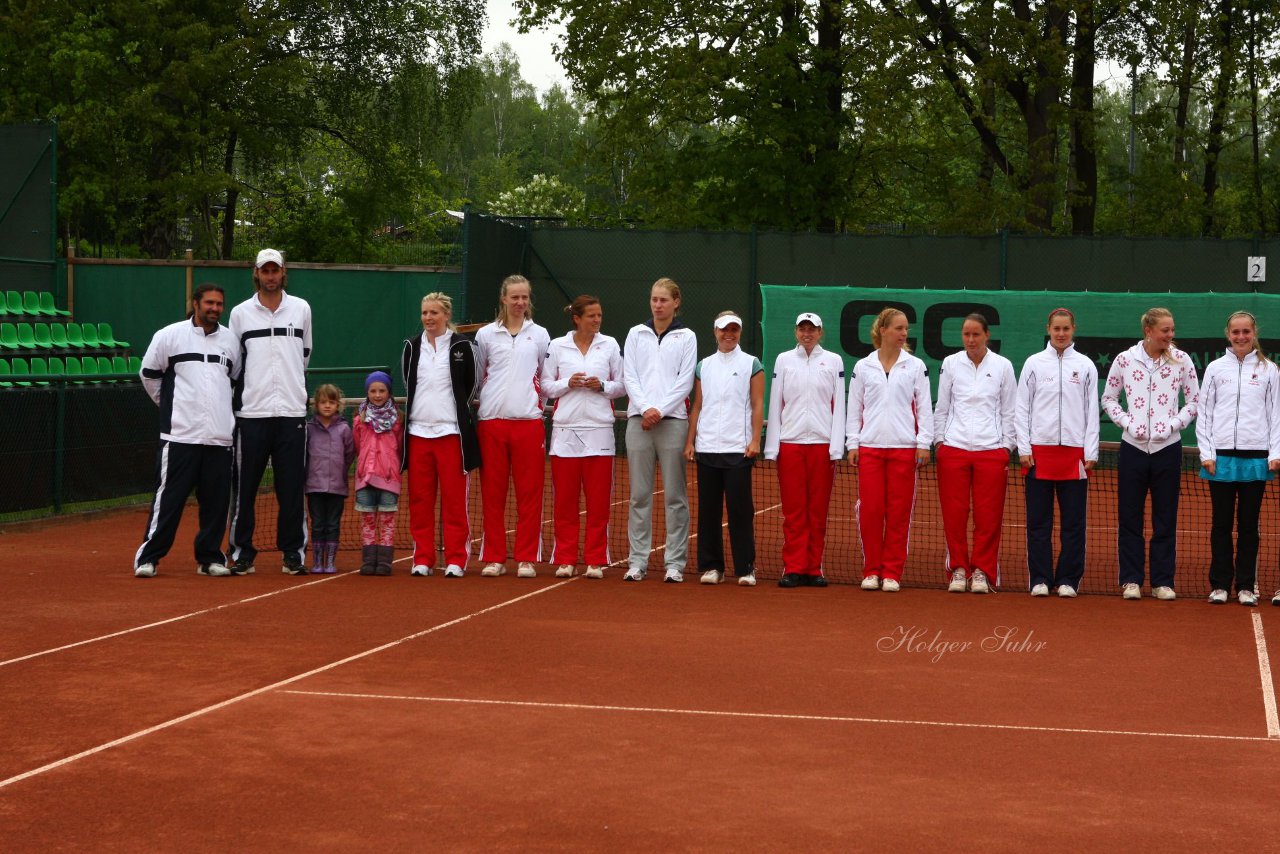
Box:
[6,291,24,315]
[23,292,42,315]
[112,355,129,376]
[48,356,65,378]
[128,355,141,374]
[49,323,69,348]
[82,323,101,348]
[29,357,48,385]
[11,356,31,386]
[0,359,10,387]
[96,356,112,376]
[0,298,7,318]
[98,323,129,348]
[66,322,85,347]
[0,323,17,350]
[39,292,70,316]
[33,323,53,348]
[16,323,37,348]
[65,355,82,376]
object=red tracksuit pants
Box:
[777,442,836,576]
[936,444,1009,583]
[407,434,471,569]
[857,447,918,581]
[478,419,546,563]
[550,454,613,566]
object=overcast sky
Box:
[481,2,1132,94]
[483,0,570,93]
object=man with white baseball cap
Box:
[227,247,315,576]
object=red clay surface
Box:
[2,509,1279,851]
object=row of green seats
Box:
[0,355,142,387]
[0,321,129,350]
[0,290,69,317]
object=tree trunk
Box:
[813,0,844,231]
[1202,0,1237,236]
[1069,0,1097,235]
[1247,6,1266,234]
[1172,16,1197,165]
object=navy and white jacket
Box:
[228,290,313,418]
[1196,349,1280,463]
[139,317,238,446]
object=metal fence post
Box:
[999,228,1009,289]
[53,379,66,513]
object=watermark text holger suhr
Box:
[878,626,1046,663]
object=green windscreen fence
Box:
[0,123,57,294]
[70,262,463,393]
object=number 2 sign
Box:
[1248,256,1266,282]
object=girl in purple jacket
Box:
[305,384,355,573]
[353,371,405,575]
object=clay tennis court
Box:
[2,476,1279,850]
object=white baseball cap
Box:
[795,312,823,328]
[255,248,284,268]
[714,314,743,329]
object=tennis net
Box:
[247,419,1278,597]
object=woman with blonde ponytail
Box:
[1101,307,1200,601]
[1195,311,1279,607]
[845,308,933,593]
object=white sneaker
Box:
[970,570,990,595]
[1239,589,1258,607]
[701,569,724,585]
[411,564,432,577]
[555,564,575,578]
[1122,583,1142,600]
[1153,586,1176,601]
[517,562,536,578]
[1208,589,1228,604]
[134,563,156,578]
[861,575,880,590]
[1031,583,1049,597]
[737,573,757,587]
[197,563,231,576]
[1273,590,1280,606]
[664,568,684,583]
[585,566,604,579]
[480,562,506,577]
[881,578,900,593]
[947,569,967,593]
[623,567,645,582]
[443,564,464,578]
[1057,584,1076,598]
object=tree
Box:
[515,0,878,231]
[0,0,484,258]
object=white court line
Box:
[0,573,351,669]
[1251,611,1280,738]
[0,581,573,791]
[278,690,1279,744]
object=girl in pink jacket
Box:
[353,371,404,576]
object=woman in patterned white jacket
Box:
[1101,307,1200,602]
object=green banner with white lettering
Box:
[760,286,1280,385]
[760,286,1280,444]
